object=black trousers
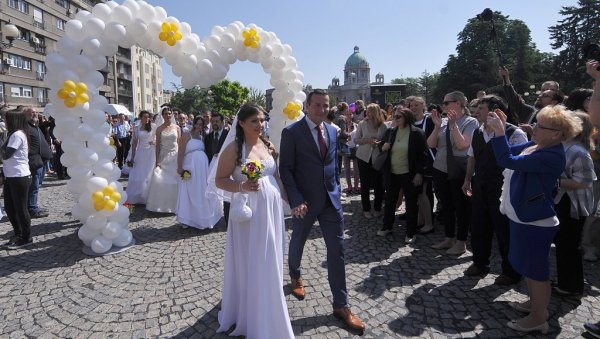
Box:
[554,194,585,293]
[470,177,520,279]
[432,168,470,241]
[357,158,383,212]
[4,176,32,240]
[383,173,419,237]
[116,137,130,169]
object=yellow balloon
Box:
[63,80,76,92]
[75,82,87,94]
[65,97,77,108]
[167,39,176,46]
[169,22,178,32]
[161,22,170,32]
[159,31,169,41]
[57,89,69,99]
[110,192,122,202]
[174,31,182,41]
[92,191,104,202]
[94,201,105,211]
[104,200,116,211]
[77,93,89,104]
[103,186,116,196]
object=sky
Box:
[145,0,579,92]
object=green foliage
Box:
[168,79,250,118]
[549,0,600,92]
[432,12,551,102]
[391,71,440,104]
[248,87,266,108]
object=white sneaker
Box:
[405,236,416,244]
[377,228,392,236]
[363,211,373,219]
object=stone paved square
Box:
[1,176,599,338]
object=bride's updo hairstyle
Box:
[235,102,277,165]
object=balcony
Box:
[117,87,133,97]
[34,45,47,55]
[117,73,132,81]
[33,20,45,29]
[37,97,49,106]
[36,72,45,81]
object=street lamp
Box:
[205,89,214,111]
[1,22,20,50]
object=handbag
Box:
[372,130,393,171]
[445,126,468,180]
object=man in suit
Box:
[279,89,365,333]
[205,112,230,222]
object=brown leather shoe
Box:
[333,307,365,334]
[291,277,305,300]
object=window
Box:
[8,0,28,13]
[145,79,150,88]
[146,94,151,104]
[55,0,70,10]
[18,28,31,41]
[7,54,32,70]
[144,64,149,74]
[33,8,43,23]
[11,85,33,97]
[56,18,66,30]
[136,61,139,70]
[38,88,47,102]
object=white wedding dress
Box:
[125,124,156,204]
[176,137,222,229]
[217,146,294,339]
[145,129,179,213]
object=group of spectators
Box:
[326,65,600,334]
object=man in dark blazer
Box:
[279,89,365,334]
[205,112,230,222]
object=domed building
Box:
[328,46,405,106]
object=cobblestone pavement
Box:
[1,175,599,338]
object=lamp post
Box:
[0,22,20,50]
[205,89,214,111]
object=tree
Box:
[432,12,550,102]
[248,87,266,107]
[549,0,600,92]
[168,80,250,118]
[390,71,440,104]
[391,76,422,98]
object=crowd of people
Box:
[2,60,600,337]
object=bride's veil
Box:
[206,115,239,203]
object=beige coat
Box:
[355,120,387,163]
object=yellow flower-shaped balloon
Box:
[91,185,122,211]
[283,101,302,120]
[57,80,89,108]
[242,28,260,49]
[159,22,183,47]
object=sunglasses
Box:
[442,100,457,106]
[394,115,404,119]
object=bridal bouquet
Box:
[231,160,264,223]
[241,159,263,180]
[181,170,191,180]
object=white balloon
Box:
[82,38,102,56]
[289,79,303,92]
[60,152,77,168]
[72,123,94,141]
[92,159,115,178]
[119,191,128,205]
[105,1,119,9]
[66,178,87,194]
[295,91,307,103]
[84,18,105,38]
[56,37,81,56]
[111,5,133,25]
[86,214,108,231]
[181,75,195,90]
[77,148,99,167]
[121,0,140,13]
[197,59,213,74]
[46,53,68,70]
[155,7,168,21]
[113,229,133,247]
[110,181,124,194]
[138,3,156,22]
[99,145,116,160]
[67,165,93,181]
[91,235,112,254]
[75,10,92,22]
[104,22,126,43]
[87,176,109,193]
[99,41,118,57]
[271,43,284,57]
[65,20,84,42]
[282,44,293,56]
[180,36,198,54]
[108,166,121,183]
[205,35,222,50]
[78,225,99,247]
[247,50,260,63]
[110,204,130,223]
[77,193,95,217]
[102,221,122,240]
[82,71,104,90]
[285,56,298,69]
[72,204,85,222]
[179,22,191,36]
[72,54,94,78]
[220,33,235,48]
[91,3,112,22]
[127,19,148,38]
[91,55,107,70]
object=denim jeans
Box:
[28,166,44,214]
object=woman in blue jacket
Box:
[487,105,581,334]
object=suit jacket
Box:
[279,117,341,211]
[380,125,428,179]
[205,128,229,162]
[491,137,565,222]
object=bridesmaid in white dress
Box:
[125,111,156,204]
[176,116,222,229]
[214,103,294,339]
[145,108,180,213]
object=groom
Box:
[279,89,365,333]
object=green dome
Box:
[345,46,369,67]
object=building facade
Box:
[131,45,164,114]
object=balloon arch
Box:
[44,0,305,254]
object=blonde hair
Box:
[366,103,385,127]
[537,105,582,141]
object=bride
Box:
[213,103,294,339]
[145,107,180,213]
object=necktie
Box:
[316,124,327,159]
